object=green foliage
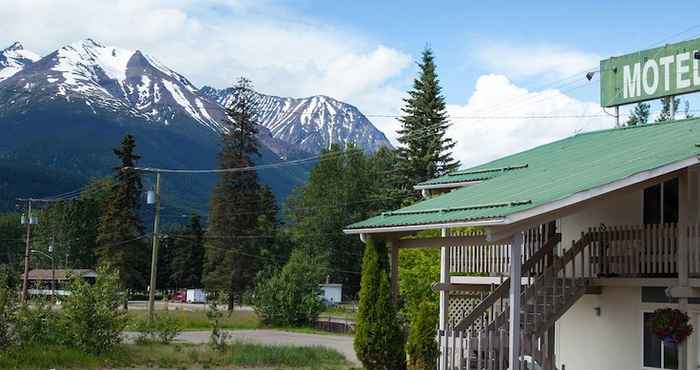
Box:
[252,249,325,327]
[169,213,206,289]
[0,213,24,271]
[206,296,232,351]
[398,248,440,323]
[626,102,650,126]
[61,266,129,353]
[204,78,266,308]
[354,238,406,370]
[657,96,681,122]
[132,314,182,344]
[397,47,460,194]
[0,267,18,349]
[16,296,65,346]
[406,301,438,370]
[96,134,147,291]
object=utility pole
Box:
[147,171,161,321]
[20,199,33,304]
[49,239,55,301]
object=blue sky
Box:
[2,0,699,166]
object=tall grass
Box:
[0,342,350,369]
[127,309,259,330]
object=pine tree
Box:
[397,47,460,194]
[203,77,264,310]
[626,102,650,126]
[354,237,406,370]
[170,213,205,289]
[406,301,438,370]
[656,96,681,122]
[96,134,145,293]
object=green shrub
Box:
[406,301,438,370]
[207,297,231,351]
[354,237,406,370]
[133,314,182,344]
[252,249,324,327]
[0,267,18,349]
[16,297,66,346]
[61,266,128,353]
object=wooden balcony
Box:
[448,223,700,281]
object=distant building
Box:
[319,283,342,305]
[22,269,97,296]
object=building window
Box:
[643,312,678,369]
[644,178,679,225]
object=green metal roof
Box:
[346,118,700,231]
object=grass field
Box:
[127,309,260,330]
[0,342,352,369]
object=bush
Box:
[133,314,182,344]
[0,267,18,349]
[207,297,231,351]
[61,266,128,353]
[16,297,66,346]
[354,238,406,370]
[406,301,438,370]
[252,249,325,327]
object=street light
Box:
[30,247,55,301]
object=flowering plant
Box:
[649,308,693,344]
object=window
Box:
[643,312,678,369]
[643,178,679,225]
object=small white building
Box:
[319,283,342,305]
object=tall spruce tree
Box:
[96,134,145,294]
[170,213,205,289]
[626,102,650,126]
[354,237,406,370]
[397,47,459,194]
[203,77,264,310]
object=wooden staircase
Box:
[441,231,599,370]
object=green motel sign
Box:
[601,37,700,107]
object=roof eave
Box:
[343,217,507,235]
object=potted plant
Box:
[649,308,694,344]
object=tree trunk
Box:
[227,291,234,311]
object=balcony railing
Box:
[448,223,700,279]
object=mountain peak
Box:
[4,42,24,52]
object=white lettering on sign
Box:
[676,52,691,89]
[623,63,641,98]
[659,55,674,91]
[620,50,700,100]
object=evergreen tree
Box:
[257,186,290,264]
[170,213,205,289]
[96,134,146,293]
[397,47,459,194]
[685,100,695,119]
[626,102,650,126]
[0,213,24,273]
[287,145,373,296]
[656,96,681,122]
[406,301,438,370]
[203,77,264,309]
[354,237,406,370]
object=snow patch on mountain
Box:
[0,42,40,81]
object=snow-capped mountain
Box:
[0,39,391,156]
[200,87,392,154]
[0,42,39,82]
[0,39,227,133]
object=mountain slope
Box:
[0,42,39,82]
[201,86,393,154]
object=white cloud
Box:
[0,0,410,119]
[447,74,613,167]
[475,42,601,79]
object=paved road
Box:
[125,329,358,365]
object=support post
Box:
[439,228,450,370]
[20,200,32,305]
[678,170,689,369]
[147,171,161,321]
[615,106,620,128]
[670,95,676,120]
[389,240,399,304]
[509,232,524,369]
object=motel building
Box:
[345,38,700,370]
